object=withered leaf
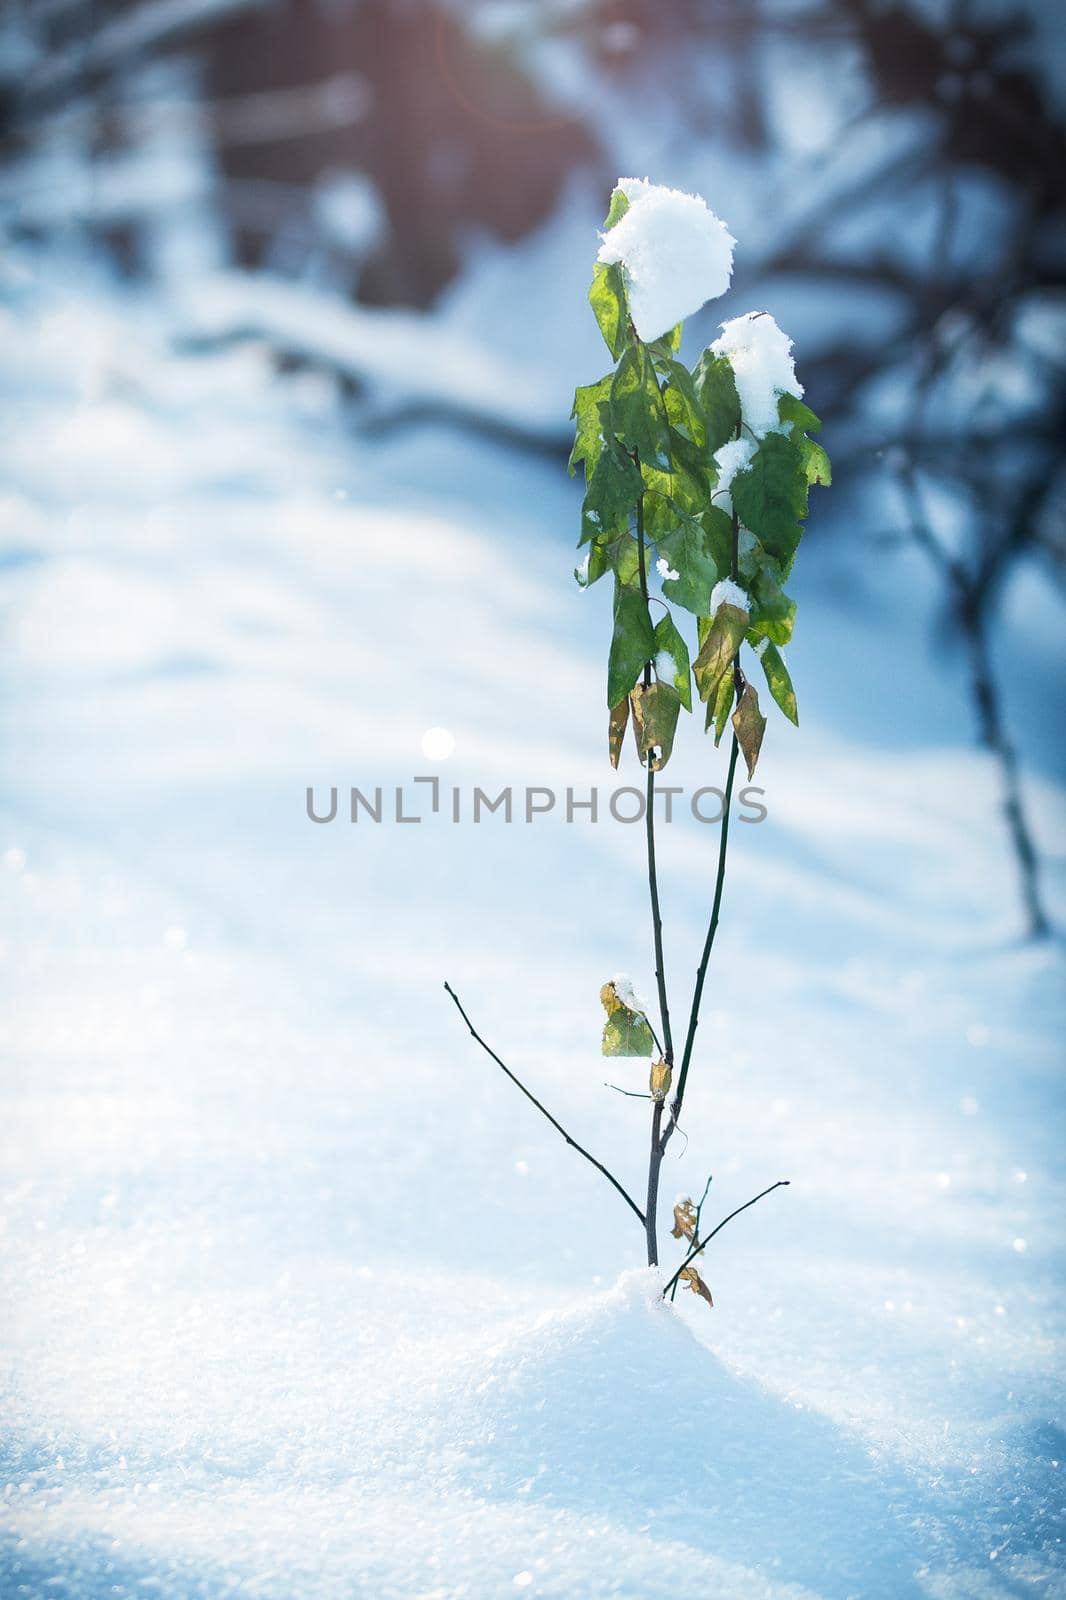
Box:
[608,696,630,770]
[671,1198,697,1240]
[679,1265,714,1308]
[706,668,734,747]
[692,603,748,705]
[630,680,681,771]
[649,1057,672,1101]
[731,681,767,779]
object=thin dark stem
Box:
[664,483,743,1137]
[605,1082,653,1100]
[669,732,740,1127]
[662,1181,790,1298]
[634,467,673,1268]
[444,982,647,1229]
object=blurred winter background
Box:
[2,2,1065,1597]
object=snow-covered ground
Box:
[2,240,1065,1599]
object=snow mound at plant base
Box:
[379,1270,935,1599]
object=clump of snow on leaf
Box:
[710,578,750,615]
[611,972,650,1015]
[655,649,679,681]
[656,556,679,581]
[712,436,757,512]
[712,311,802,438]
[598,179,735,343]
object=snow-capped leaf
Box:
[731,433,808,569]
[589,260,629,360]
[757,640,798,726]
[649,1058,672,1101]
[607,582,655,708]
[630,679,681,770]
[600,980,655,1058]
[692,602,748,704]
[652,611,692,711]
[608,695,630,769]
[732,682,767,778]
[671,1198,697,1240]
[679,1265,714,1307]
[692,351,741,453]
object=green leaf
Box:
[603,185,631,231]
[607,581,655,708]
[655,356,706,448]
[739,536,797,646]
[589,261,629,360]
[602,1006,656,1057]
[692,352,741,453]
[755,639,798,725]
[692,602,748,704]
[569,374,611,477]
[798,436,832,488]
[777,392,822,434]
[609,345,669,464]
[731,682,766,779]
[731,432,808,569]
[778,392,832,489]
[652,611,692,711]
[580,431,642,545]
[658,505,731,617]
[631,680,681,770]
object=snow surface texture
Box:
[597,178,735,342]
[1,242,1065,1600]
[713,311,803,438]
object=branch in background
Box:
[897,462,1051,938]
[444,982,647,1228]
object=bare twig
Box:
[444,982,647,1228]
[662,1181,791,1299]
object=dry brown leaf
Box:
[731,681,767,779]
[692,602,748,705]
[671,1198,697,1240]
[649,1057,672,1101]
[608,697,630,770]
[629,680,681,771]
[679,1265,714,1307]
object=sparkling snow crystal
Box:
[710,577,750,615]
[597,179,735,343]
[712,311,802,437]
